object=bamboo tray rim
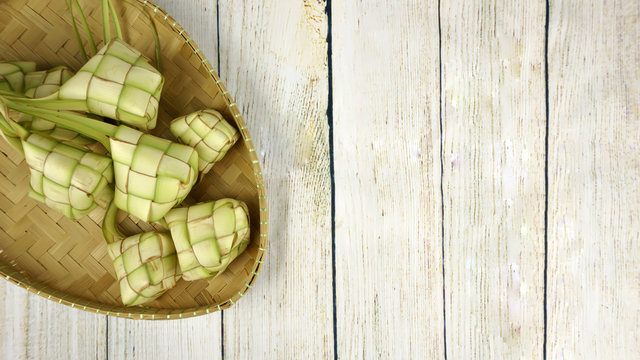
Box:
[0,0,268,320]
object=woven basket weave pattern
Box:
[0,0,267,319]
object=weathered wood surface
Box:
[546,0,640,358]
[218,0,333,358]
[0,280,106,359]
[440,1,547,358]
[332,0,444,358]
[2,0,640,358]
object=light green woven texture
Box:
[24,66,73,98]
[165,199,251,281]
[19,66,94,147]
[23,133,114,219]
[58,39,164,131]
[107,231,179,306]
[170,109,239,174]
[0,61,36,93]
[111,126,199,222]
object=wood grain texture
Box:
[0,281,106,359]
[106,1,222,358]
[441,1,546,358]
[333,1,444,358]
[151,0,218,65]
[3,1,640,358]
[107,317,221,359]
[218,0,333,358]
[547,0,640,358]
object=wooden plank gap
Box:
[325,1,338,360]
[542,0,551,358]
[437,0,448,358]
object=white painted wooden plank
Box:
[218,0,333,358]
[107,1,222,359]
[0,281,106,360]
[441,1,546,358]
[333,1,444,358]
[153,0,218,66]
[547,0,640,358]
[107,318,221,359]
[0,282,26,360]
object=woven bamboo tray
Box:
[0,0,267,319]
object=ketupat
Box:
[170,109,240,175]
[23,133,114,219]
[0,61,36,93]
[110,126,198,222]
[3,99,199,222]
[0,71,114,220]
[23,66,74,98]
[9,39,163,131]
[102,201,181,306]
[19,66,94,147]
[164,199,251,281]
[107,230,180,306]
